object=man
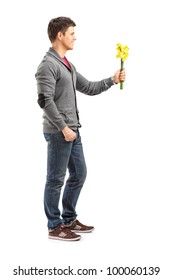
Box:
[35,17,126,241]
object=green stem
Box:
[120,59,124,90]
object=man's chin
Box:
[67,47,73,51]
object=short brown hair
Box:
[47,17,76,42]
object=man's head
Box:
[48,17,76,43]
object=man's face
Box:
[60,26,76,50]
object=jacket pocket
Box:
[59,109,73,124]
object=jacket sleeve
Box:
[35,61,67,130]
[76,72,114,95]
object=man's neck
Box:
[52,43,67,58]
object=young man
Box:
[35,17,126,241]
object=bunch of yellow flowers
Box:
[116,43,129,61]
[116,43,129,89]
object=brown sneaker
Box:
[48,224,81,241]
[64,220,94,233]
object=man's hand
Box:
[113,69,126,84]
[61,126,76,142]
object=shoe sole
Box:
[49,235,81,241]
[71,228,95,233]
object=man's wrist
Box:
[111,76,118,84]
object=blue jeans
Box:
[44,130,87,229]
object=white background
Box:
[0,0,173,279]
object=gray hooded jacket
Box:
[35,47,114,133]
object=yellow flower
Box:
[116,43,129,89]
[116,43,129,61]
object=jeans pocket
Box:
[44,133,52,142]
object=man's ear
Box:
[57,31,63,40]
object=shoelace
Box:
[60,225,75,235]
